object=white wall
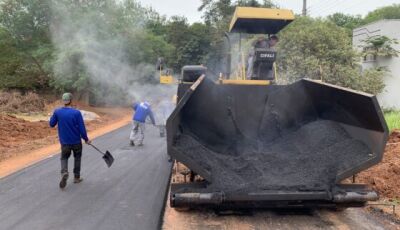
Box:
[353,20,400,109]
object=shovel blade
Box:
[102,151,114,168]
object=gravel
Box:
[175,119,372,192]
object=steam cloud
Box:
[49,1,176,111]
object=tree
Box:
[327,13,363,32]
[180,23,212,66]
[164,16,191,71]
[237,0,275,7]
[199,0,276,25]
[277,17,385,95]
[198,0,233,26]
[51,49,90,93]
[0,27,24,89]
[361,36,399,58]
[163,17,212,72]
[0,0,53,90]
[145,9,168,37]
[363,4,400,24]
[49,0,175,99]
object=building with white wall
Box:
[353,20,400,109]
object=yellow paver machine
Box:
[166,7,389,210]
[156,57,175,84]
[222,7,295,85]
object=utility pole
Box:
[302,0,307,16]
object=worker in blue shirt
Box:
[50,93,91,189]
[130,102,156,146]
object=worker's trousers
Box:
[130,121,145,145]
[246,56,254,79]
[60,143,82,178]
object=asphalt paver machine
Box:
[166,7,389,210]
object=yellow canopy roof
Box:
[229,7,295,34]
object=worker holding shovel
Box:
[130,101,156,146]
[50,93,91,189]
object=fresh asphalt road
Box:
[0,125,172,230]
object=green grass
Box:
[384,110,400,133]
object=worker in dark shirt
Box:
[50,93,91,189]
[247,35,279,79]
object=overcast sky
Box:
[138,0,399,23]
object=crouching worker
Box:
[50,93,91,189]
[130,102,155,146]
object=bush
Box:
[277,17,386,95]
[384,110,400,132]
[0,91,46,113]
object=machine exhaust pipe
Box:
[172,192,225,207]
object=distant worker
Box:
[50,93,91,189]
[267,35,279,50]
[154,97,176,137]
[253,36,269,48]
[247,35,279,79]
[156,57,165,71]
[130,101,156,146]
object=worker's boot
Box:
[138,142,143,147]
[73,176,83,184]
[130,140,135,146]
[59,172,69,189]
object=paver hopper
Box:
[167,74,389,209]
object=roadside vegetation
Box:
[0,1,399,102]
[0,91,45,113]
[277,17,389,95]
[385,110,400,132]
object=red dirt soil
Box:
[0,105,131,162]
[358,130,400,200]
[0,114,57,160]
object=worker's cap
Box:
[257,36,267,40]
[62,93,73,103]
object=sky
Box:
[137,0,399,23]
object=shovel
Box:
[89,143,114,168]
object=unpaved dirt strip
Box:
[0,125,172,230]
[162,199,391,230]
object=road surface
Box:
[0,125,172,230]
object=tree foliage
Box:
[327,13,363,32]
[363,4,400,24]
[0,0,217,94]
[327,4,400,32]
[0,0,393,97]
[199,0,276,25]
[361,36,399,58]
[0,0,168,95]
[164,17,212,71]
[277,17,385,95]
[0,0,53,90]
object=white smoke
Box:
[50,1,176,106]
